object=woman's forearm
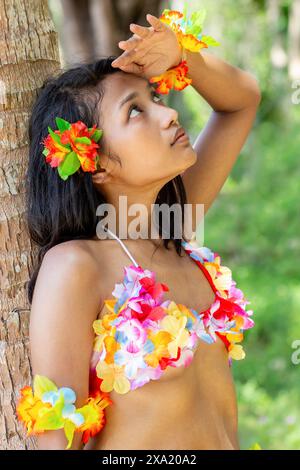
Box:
[183,49,261,112]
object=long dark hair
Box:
[26,56,188,304]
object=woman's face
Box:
[94,71,197,188]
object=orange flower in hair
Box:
[42,117,103,180]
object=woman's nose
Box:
[163,106,179,128]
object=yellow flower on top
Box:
[228,344,245,360]
[203,256,232,297]
[96,361,130,394]
[103,336,120,364]
[226,316,244,344]
[93,312,117,353]
[166,300,197,322]
[144,330,173,368]
[160,314,190,358]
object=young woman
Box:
[17,11,260,450]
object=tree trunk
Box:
[266,0,287,69]
[58,0,164,66]
[0,0,61,450]
[288,0,300,80]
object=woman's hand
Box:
[111,13,182,79]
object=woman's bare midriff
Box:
[81,237,240,450]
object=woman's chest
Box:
[89,237,233,388]
[91,242,226,385]
[94,241,217,321]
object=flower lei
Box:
[181,234,255,363]
[42,117,103,180]
[89,238,255,396]
[149,6,220,94]
[16,374,112,449]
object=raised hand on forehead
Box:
[111,13,182,79]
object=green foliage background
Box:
[165,0,300,450]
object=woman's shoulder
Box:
[33,239,107,309]
[41,238,114,278]
[43,238,99,265]
[38,238,119,306]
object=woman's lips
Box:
[173,132,190,144]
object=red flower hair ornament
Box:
[42,117,103,181]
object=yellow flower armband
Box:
[149,5,220,94]
[16,375,112,449]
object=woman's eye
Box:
[128,104,142,119]
[152,91,164,104]
[128,92,164,119]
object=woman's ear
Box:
[91,167,112,185]
[91,147,113,184]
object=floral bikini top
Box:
[16,228,255,449]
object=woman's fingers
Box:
[111,50,131,67]
[118,35,142,51]
[112,14,164,70]
[112,49,140,68]
[146,14,165,31]
[118,62,144,74]
[129,22,154,38]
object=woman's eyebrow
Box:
[118,82,155,109]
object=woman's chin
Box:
[175,146,197,167]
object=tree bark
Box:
[58,0,164,66]
[0,0,61,449]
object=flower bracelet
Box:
[149,6,220,94]
[16,374,112,449]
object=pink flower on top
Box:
[112,265,169,319]
[130,365,164,390]
[115,317,147,349]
